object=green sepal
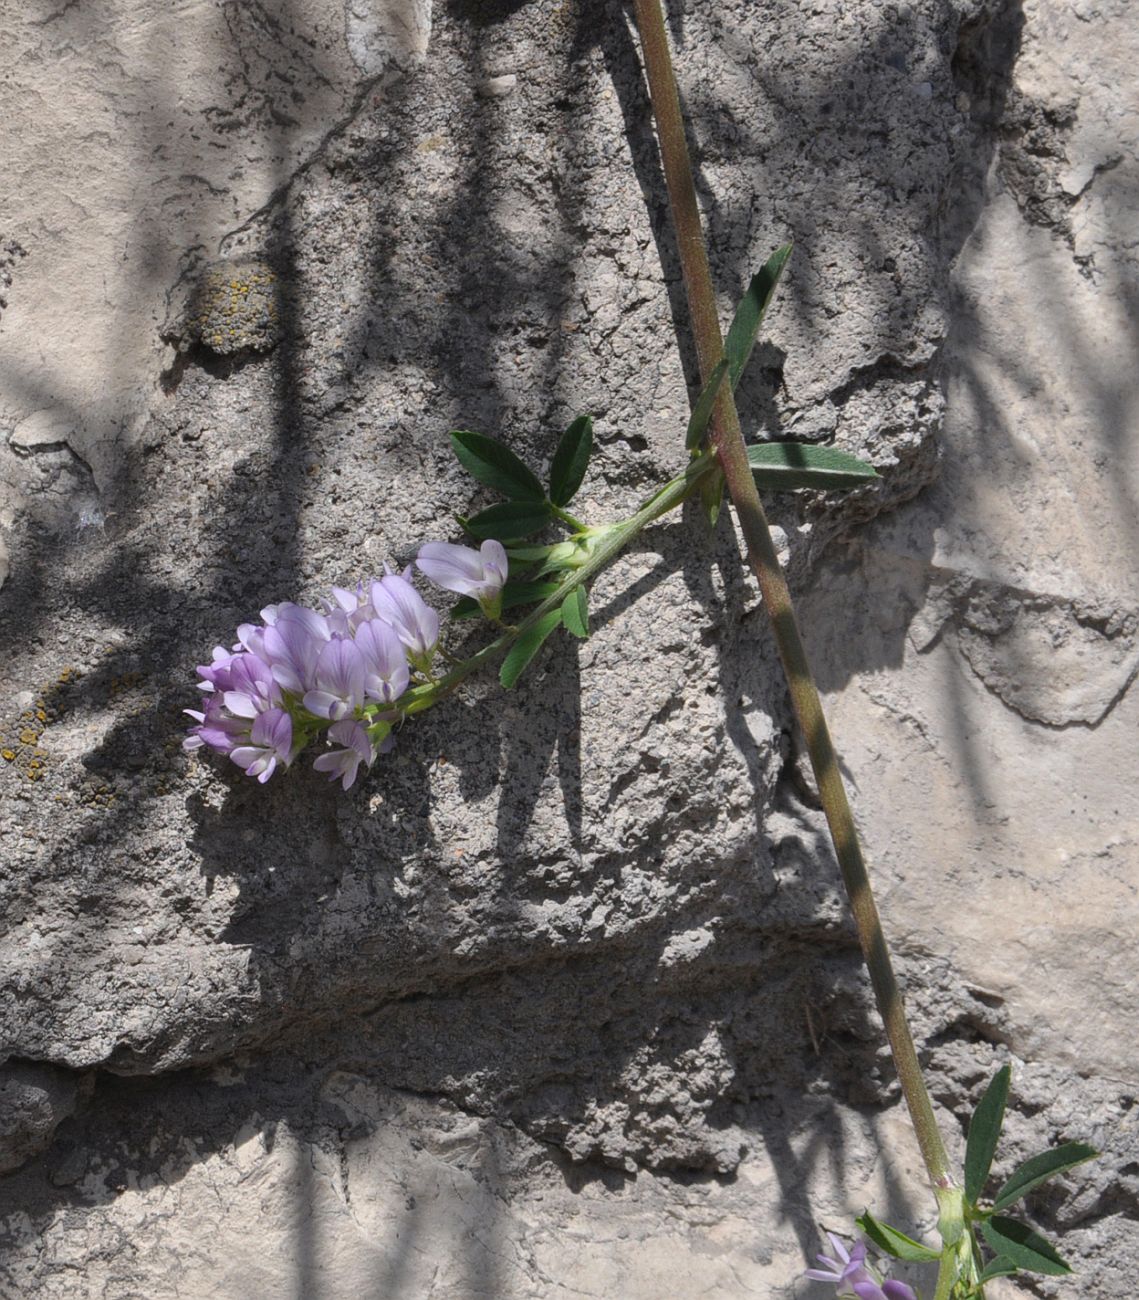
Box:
[992,1143,1098,1212]
[979,1217,1070,1276]
[549,415,593,506]
[459,500,552,541]
[747,442,879,491]
[856,1211,942,1263]
[725,243,792,391]
[500,609,563,689]
[965,1065,1011,1204]
[450,430,546,501]
[685,357,729,452]
[978,1256,1020,1282]
[451,581,564,620]
[561,586,589,638]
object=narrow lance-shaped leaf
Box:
[459,500,552,541]
[748,442,879,492]
[700,468,724,528]
[979,1257,1020,1283]
[450,430,546,501]
[500,609,563,689]
[855,1212,942,1263]
[965,1064,1011,1204]
[549,415,593,507]
[980,1217,1071,1277]
[993,1143,1098,1212]
[452,581,564,621]
[561,586,589,638]
[685,357,729,452]
[724,243,792,391]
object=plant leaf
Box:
[992,1143,1098,1212]
[685,357,729,452]
[725,243,792,391]
[500,609,563,689]
[965,1065,1011,1204]
[561,586,589,638]
[452,581,564,620]
[855,1212,942,1263]
[450,430,546,501]
[460,500,552,541]
[747,442,879,491]
[549,415,593,506]
[980,1217,1070,1276]
[699,467,724,528]
[979,1257,1020,1282]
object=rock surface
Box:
[0,0,1135,1296]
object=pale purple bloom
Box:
[196,645,242,694]
[229,708,293,783]
[261,603,330,695]
[302,635,366,721]
[312,719,374,790]
[416,539,508,617]
[183,696,250,754]
[370,572,439,668]
[805,1235,916,1300]
[221,652,281,719]
[322,581,375,636]
[354,618,409,705]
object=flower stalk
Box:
[629,0,953,1192]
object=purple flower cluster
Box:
[805,1235,918,1300]
[185,541,508,790]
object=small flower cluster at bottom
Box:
[806,1234,917,1300]
[184,541,507,790]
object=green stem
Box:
[549,503,589,533]
[629,0,952,1191]
[398,464,708,716]
[933,1249,958,1300]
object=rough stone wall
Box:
[0,0,1135,1296]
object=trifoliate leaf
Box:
[549,415,593,506]
[980,1217,1070,1276]
[460,500,552,541]
[500,609,563,688]
[561,586,589,638]
[725,243,792,391]
[450,430,546,501]
[992,1143,1098,1212]
[965,1065,1011,1204]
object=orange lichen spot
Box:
[18,729,38,745]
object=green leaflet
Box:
[747,442,879,491]
[992,1143,1098,1212]
[685,358,729,452]
[450,430,546,501]
[965,1065,1011,1204]
[561,586,589,638]
[549,415,594,506]
[460,500,552,541]
[500,609,563,688]
[855,1212,941,1263]
[725,243,792,392]
[980,1217,1070,1277]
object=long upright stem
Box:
[630,0,952,1190]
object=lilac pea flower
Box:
[370,572,440,671]
[183,696,251,755]
[302,635,366,721]
[262,604,330,695]
[354,618,409,705]
[196,645,241,694]
[322,581,374,637]
[805,1235,916,1300]
[312,719,374,791]
[417,539,508,619]
[229,708,293,783]
[221,652,281,719]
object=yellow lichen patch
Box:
[189,260,281,357]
